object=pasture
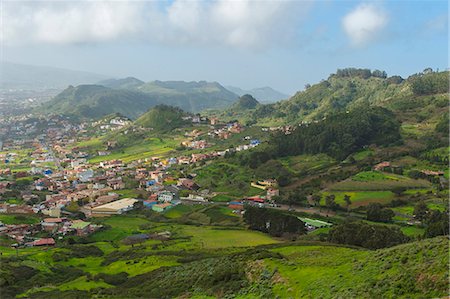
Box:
[329,171,431,191]
[321,191,395,207]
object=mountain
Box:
[135,104,189,132]
[226,85,289,103]
[248,69,449,125]
[0,62,108,90]
[137,80,239,112]
[40,85,158,119]
[98,77,145,90]
[231,94,260,110]
[40,80,240,119]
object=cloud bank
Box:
[342,3,388,47]
[2,0,311,49]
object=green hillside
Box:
[4,236,446,298]
[229,69,449,126]
[98,77,145,89]
[137,80,239,112]
[231,94,260,110]
[40,85,158,119]
[135,104,189,132]
[39,80,239,119]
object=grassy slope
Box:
[265,237,448,299]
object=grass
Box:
[211,194,238,202]
[400,226,425,237]
[114,189,141,199]
[329,171,431,191]
[88,137,179,164]
[278,154,335,174]
[264,237,448,299]
[0,214,41,224]
[163,205,198,219]
[352,149,374,161]
[180,225,279,249]
[321,191,395,207]
[88,216,150,242]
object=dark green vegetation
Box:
[40,85,158,119]
[244,206,306,237]
[239,106,401,167]
[2,232,447,298]
[41,80,239,119]
[4,68,448,298]
[328,221,409,249]
[231,94,260,110]
[135,105,189,132]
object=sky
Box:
[1,0,448,94]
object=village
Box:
[0,113,291,248]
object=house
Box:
[374,161,391,171]
[246,196,265,204]
[143,200,158,208]
[228,201,244,211]
[31,238,56,246]
[178,178,200,190]
[89,198,138,217]
[70,220,92,236]
[152,203,172,213]
[41,218,63,232]
[266,188,280,200]
[158,191,173,203]
[251,179,278,190]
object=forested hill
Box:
[244,68,449,125]
[39,85,159,119]
[39,80,239,119]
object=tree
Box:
[424,210,449,237]
[312,194,322,207]
[413,201,429,221]
[343,194,352,212]
[328,221,409,249]
[325,194,338,211]
[366,203,394,223]
[392,187,407,197]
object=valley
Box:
[0,68,448,298]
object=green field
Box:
[0,214,41,225]
[329,171,431,191]
[279,154,335,174]
[321,191,395,207]
[264,237,448,298]
[180,226,279,249]
[88,137,180,164]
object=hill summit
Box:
[135,104,189,132]
[232,94,260,110]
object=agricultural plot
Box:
[180,225,279,249]
[279,154,335,174]
[88,137,180,164]
[321,191,395,207]
[329,171,431,191]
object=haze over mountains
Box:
[0,62,108,90]
[226,86,289,103]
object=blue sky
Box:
[2,0,448,94]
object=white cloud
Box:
[342,3,388,47]
[1,0,311,49]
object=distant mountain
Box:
[226,86,289,103]
[98,77,145,90]
[0,62,108,90]
[135,105,189,132]
[137,80,239,112]
[231,94,260,110]
[40,80,239,119]
[40,85,158,119]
